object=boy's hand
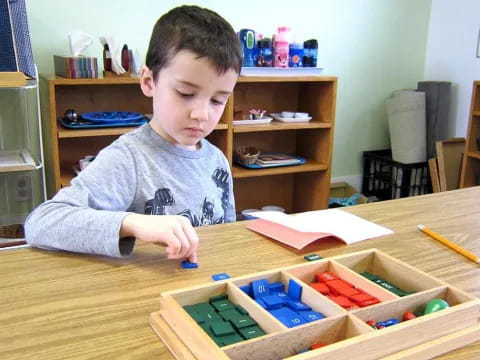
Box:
[120,214,198,262]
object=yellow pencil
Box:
[418,224,480,264]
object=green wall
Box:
[25,0,432,178]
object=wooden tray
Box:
[150,249,480,360]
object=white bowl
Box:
[281,111,295,118]
[294,112,309,118]
[261,205,285,213]
[241,209,260,220]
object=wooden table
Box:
[1,187,479,359]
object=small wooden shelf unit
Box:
[151,248,480,360]
[42,75,337,212]
[460,80,480,188]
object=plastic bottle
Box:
[288,41,303,68]
[303,39,318,67]
[103,44,112,71]
[256,38,273,67]
[273,27,290,68]
[238,29,256,67]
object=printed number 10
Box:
[257,285,266,293]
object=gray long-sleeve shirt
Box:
[25,124,236,257]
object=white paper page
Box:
[249,209,393,244]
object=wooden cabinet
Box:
[231,77,337,213]
[460,81,480,188]
[42,75,337,213]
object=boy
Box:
[25,6,243,262]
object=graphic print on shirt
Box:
[144,168,230,226]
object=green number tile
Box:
[211,299,235,312]
[235,305,249,316]
[209,294,228,303]
[238,325,265,340]
[304,254,323,261]
[217,333,244,346]
[218,308,242,321]
[210,321,236,336]
[230,315,256,329]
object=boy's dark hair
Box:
[146,5,243,80]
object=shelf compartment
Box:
[233,129,332,166]
[60,168,74,188]
[466,151,480,160]
[0,150,37,172]
[57,122,228,139]
[58,135,119,187]
[57,125,141,138]
[51,83,152,116]
[234,170,330,213]
[232,161,328,178]
[232,81,335,127]
[233,122,331,133]
[461,155,480,187]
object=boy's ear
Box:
[139,66,154,97]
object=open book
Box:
[246,209,393,250]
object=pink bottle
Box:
[273,26,290,68]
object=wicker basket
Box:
[234,146,260,165]
[0,224,25,239]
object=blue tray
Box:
[235,154,306,169]
[81,111,144,123]
[60,117,147,129]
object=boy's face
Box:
[140,50,238,150]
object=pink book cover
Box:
[246,219,344,250]
[245,209,394,250]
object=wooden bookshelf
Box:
[460,81,480,188]
[42,75,337,213]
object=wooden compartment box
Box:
[151,249,480,360]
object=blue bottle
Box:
[288,42,303,68]
[256,38,273,67]
[238,29,256,67]
[303,39,318,67]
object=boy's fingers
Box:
[163,232,184,258]
[182,222,199,259]
[188,253,197,263]
[173,228,191,258]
